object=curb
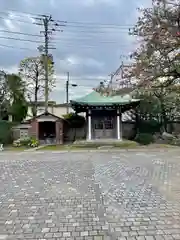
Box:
[33,148,180,153]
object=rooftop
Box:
[71,91,140,106]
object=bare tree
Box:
[19,55,55,117]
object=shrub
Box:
[13,139,21,147]
[13,137,39,148]
[0,120,13,145]
[13,137,30,147]
[63,113,85,128]
[19,137,31,146]
[135,133,154,145]
[137,119,161,134]
[28,138,39,148]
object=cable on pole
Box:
[34,15,64,112]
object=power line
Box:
[0,29,43,37]
[61,28,128,33]
[0,36,42,43]
[0,13,134,29]
[34,15,63,111]
[0,27,134,49]
[52,38,132,44]
[0,9,135,27]
[34,15,52,112]
[0,43,36,51]
[0,28,130,41]
[61,20,134,27]
[61,23,131,30]
[0,26,130,39]
[0,38,133,51]
[0,10,40,17]
[0,16,33,24]
[0,33,134,46]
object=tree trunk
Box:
[32,66,39,117]
[160,99,168,132]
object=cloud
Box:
[81,0,119,7]
[0,0,151,103]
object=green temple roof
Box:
[71,91,140,106]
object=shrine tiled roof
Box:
[70,91,140,106]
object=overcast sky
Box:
[0,0,151,103]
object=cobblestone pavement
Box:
[0,150,180,239]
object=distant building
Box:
[26,101,85,120]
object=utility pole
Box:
[43,16,51,113]
[65,72,77,114]
[66,72,69,114]
[34,15,65,113]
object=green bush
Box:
[135,133,154,145]
[138,120,161,134]
[13,137,39,148]
[63,113,85,128]
[13,137,30,147]
[0,120,13,145]
[28,138,39,148]
[13,139,21,147]
[20,137,31,146]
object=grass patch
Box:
[39,141,178,151]
[145,143,179,148]
[5,146,30,151]
[38,144,98,151]
[39,140,140,151]
[38,145,68,151]
[73,140,139,148]
[5,142,177,152]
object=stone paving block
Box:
[145,237,155,240]
[0,151,180,239]
[136,237,146,240]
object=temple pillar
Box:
[87,109,92,140]
[117,108,122,140]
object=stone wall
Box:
[29,119,38,139]
[167,122,180,133]
[64,122,137,142]
[64,126,86,142]
[55,120,64,144]
[122,122,137,140]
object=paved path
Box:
[0,150,180,239]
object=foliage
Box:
[8,74,28,122]
[0,71,10,119]
[0,120,13,144]
[13,137,30,147]
[13,137,39,148]
[28,138,39,148]
[134,89,160,119]
[137,119,161,134]
[135,133,154,145]
[13,139,22,147]
[10,98,28,122]
[63,113,85,128]
[19,55,55,117]
[128,0,180,87]
[0,73,28,122]
[133,83,180,131]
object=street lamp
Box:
[66,72,78,114]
